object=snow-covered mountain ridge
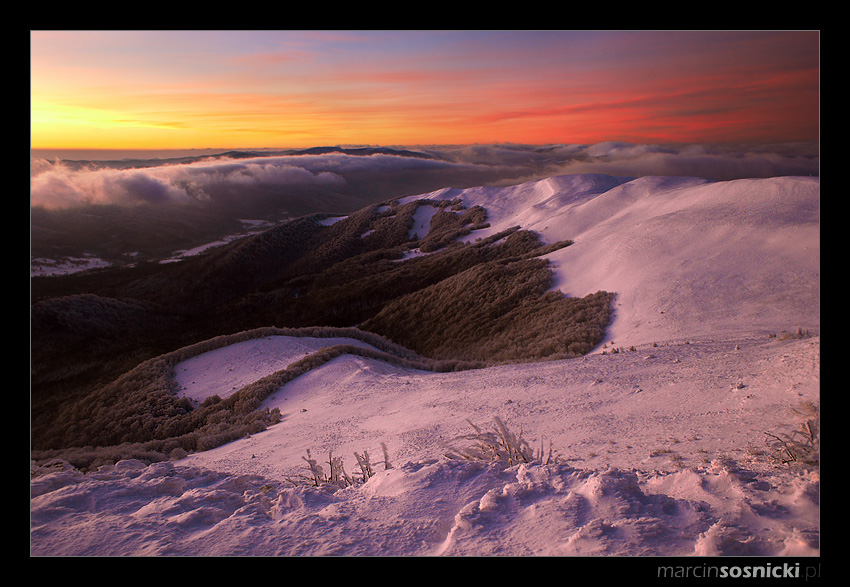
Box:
[415,174,818,347]
[31,174,820,557]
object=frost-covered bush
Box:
[362,253,614,365]
[290,443,393,489]
[442,417,552,467]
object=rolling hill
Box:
[30,173,819,557]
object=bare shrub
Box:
[776,327,815,341]
[764,401,819,466]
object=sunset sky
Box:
[30,30,819,151]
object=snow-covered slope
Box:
[420,174,819,346]
[30,174,820,557]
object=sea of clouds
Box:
[30,142,819,211]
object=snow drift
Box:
[31,173,819,557]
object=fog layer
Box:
[31,142,818,211]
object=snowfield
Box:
[30,173,819,557]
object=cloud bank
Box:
[30,155,349,209]
[30,142,819,212]
[435,142,819,185]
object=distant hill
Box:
[283,146,437,159]
[49,145,438,168]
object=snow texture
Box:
[31,174,819,557]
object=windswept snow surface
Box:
[31,174,820,557]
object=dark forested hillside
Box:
[30,195,614,467]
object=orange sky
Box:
[30,30,819,150]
